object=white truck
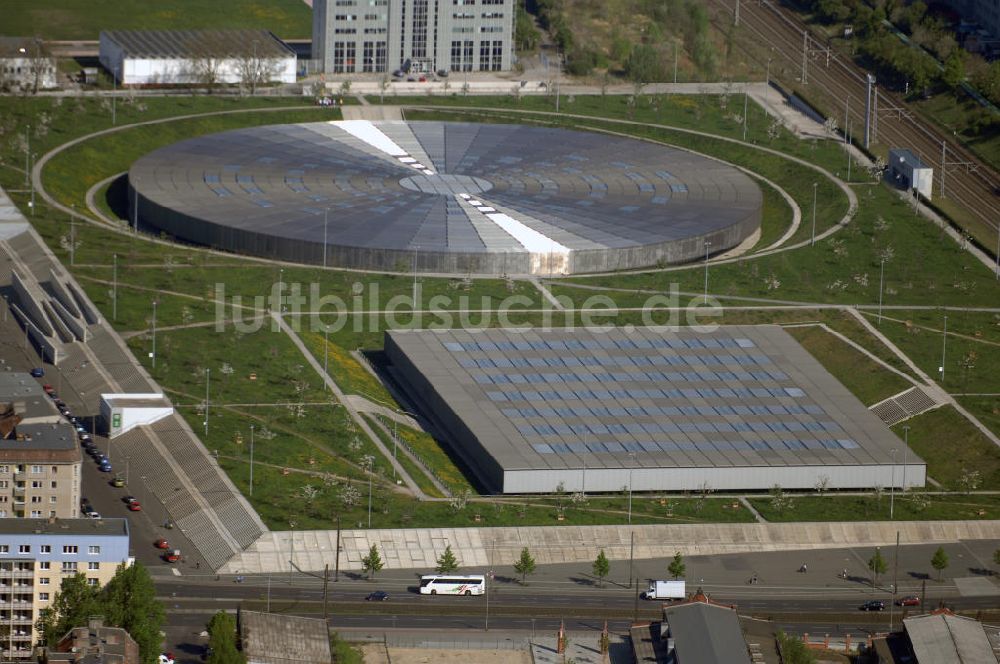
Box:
[644,580,686,601]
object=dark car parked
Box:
[859,600,885,611]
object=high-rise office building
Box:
[313,0,514,75]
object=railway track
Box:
[709,0,1000,252]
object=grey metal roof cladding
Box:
[903,613,999,663]
[101,29,294,59]
[128,121,762,275]
[662,602,752,664]
[385,325,925,493]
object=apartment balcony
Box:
[12,472,24,481]
[11,487,23,497]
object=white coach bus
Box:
[419,574,486,595]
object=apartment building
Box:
[312,0,514,75]
[0,518,131,661]
[0,375,81,520]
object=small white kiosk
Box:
[888,148,934,200]
[100,393,173,438]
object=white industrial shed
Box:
[99,29,296,86]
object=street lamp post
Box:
[940,314,948,383]
[890,447,897,519]
[811,182,818,245]
[902,425,910,491]
[367,459,373,528]
[703,240,712,302]
[204,367,211,436]
[151,300,157,369]
[878,258,885,326]
[249,424,255,497]
[112,254,117,321]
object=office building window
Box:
[88,562,100,570]
[412,0,429,58]
[38,561,49,570]
[88,546,100,555]
[492,40,503,71]
[17,545,30,554]
[360,41,387,72]
[333,41,357,73]
[463,40,474,72]
[40,545,51,554]
[479,41,491,71]
[63,545,78,554]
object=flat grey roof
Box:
[387,325,918,473]
[0,373,76,452]
[662,602,751,664]
[0,518,128,537]
[903,613,998,663]
[129,121,761,271]
[0,37,51,58]
[101,29,294,59]
[239,611,331,664]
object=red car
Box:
[42,384,54,395]
[154,538,170,550]
[127,501,141,512]
[164,550,181,563]
[896,595,920,607]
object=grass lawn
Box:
[868,310,1000,396]
[361,414,444,499]
[562,185,1000,309]
[894,406,1000,491]
[3,0,312,40]
[372,415,476,496]
[785,325,912,406]
[750,492,1000,522]
[219,456,757,530]
[956,397,1000,441]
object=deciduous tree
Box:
[362,544,384,580]
[668,552,686,580]
[592,550,610,587]
[931,547,949,581]
[514,547,536,585]
[436,545,459,574]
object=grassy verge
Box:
[784,325,912,406]
[867,310,1000,396]
[372,415,476,496]
[3,0,311,40]
[361,414,445,499]
[750,493,1000,522]
[893,406,1000,491]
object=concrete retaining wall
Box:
[221,520,1000,574]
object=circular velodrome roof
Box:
[128,121,762,275]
